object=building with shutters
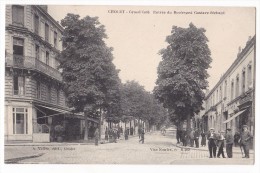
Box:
[201,36,255,136]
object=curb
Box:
[5,153,45,164]
[172,143,254,154]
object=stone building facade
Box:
[4,5,88,142]
[202,36,255,136]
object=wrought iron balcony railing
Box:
[5,53,62,81]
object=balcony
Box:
[5,53,62,82]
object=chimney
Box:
[39,5,48,12]
[237,46,241,56]
[246,36,252,45]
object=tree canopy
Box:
[154,23,212,130]
[121,81,167,128]
[58,13,121,139]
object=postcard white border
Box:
[0,0,259,173]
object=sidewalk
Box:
[4,133,142,146]
[169,136,254,154]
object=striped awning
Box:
[223,109,247,124]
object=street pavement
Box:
[4,131,254,164]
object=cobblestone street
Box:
[5,131,254,164]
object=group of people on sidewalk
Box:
[176,128,204,148]
[177,124,253,159]
[207,125,253,159]
[94,126,146,146]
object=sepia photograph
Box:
[1,1,258,171]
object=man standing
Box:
[139,128,145,144]
[189,129,195,147]
[217,131,226,158]
[176,129,182,144]
[225,128,234,158]
[181,129,187,146]
[234,132,240,147]
[240,125,253,158]
[194,128,200,148]
[138,127,141,139]
[207,128,217,158]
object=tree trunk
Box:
[84,114,89,141]
[186,112,191,146]
[133,119,136,135]
[99,108,102,140]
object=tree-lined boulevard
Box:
[4,9,255,165]
[5,131,253,164]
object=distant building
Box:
[201,36,255,135]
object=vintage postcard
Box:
[1,2,258,172]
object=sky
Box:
[48,6,255,92]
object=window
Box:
[231,81,234,100]
[47,85,51,102]
[34,15,39,34]
[35,45,40,59]
[57,89,60,105]
[213,93,215,105]
[236,76,240,97]
[224,80,227,98]
[247,64,252,88]
[45,23,49,42]
[13,76,25,96]
[242,70,246,93]
[13,108,28,134]
[36,81,41,99]
[12,5,24,26]
[13,37,24,66]
[216,90,218,102]
[219,86,222,100]
[46,51,49,65]
[54,31,57,48]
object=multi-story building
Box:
[202,36,255,136]
[4,5,95,142]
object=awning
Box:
[223,109,247,124]
[34,104,71,119]
[35,104,70,114]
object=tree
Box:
[154,23,212,133]
[58,14,121,140]
[120,80,168,130]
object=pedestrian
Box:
[105,127,108,141]
[138,127,141,139]
[234,131,240,147]
[225,128,233,158]
[117,128,120,139]
[139,128,145,144]
[181,129,187,146]
[125,128,129,140]
[194,128,200,148]
[189,129,195,147]
[201,131,206,147]
[176,129,182,144]
[239,125,253,158]
[113,129,117,143]
[216,130,226,158]
[207,128,217,158]
[94,128,99,146]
